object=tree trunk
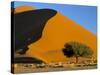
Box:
[76,56,79,63]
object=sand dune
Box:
[14,6,35,13]
[26,12,97,63]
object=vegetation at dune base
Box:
[62,42,93,63]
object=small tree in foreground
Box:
[62,42,93,63]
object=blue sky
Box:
[12,1,97,35]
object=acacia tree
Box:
[62,42,93,63]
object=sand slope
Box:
[26,12,97,63]
[14,6,35,13]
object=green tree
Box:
[63,42,93,63]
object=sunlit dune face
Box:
[14,6,35,13]
[26,12,97,63]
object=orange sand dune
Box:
[26,12,97,63]
[14,6,35,13]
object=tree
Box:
[62,42,93,63]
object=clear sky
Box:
[12,1,97,35]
